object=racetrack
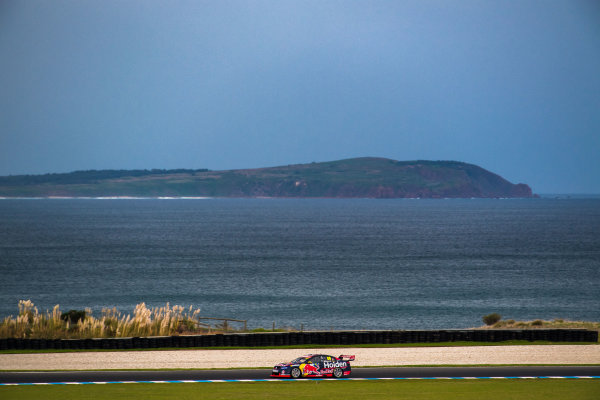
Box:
[1,366,600,384]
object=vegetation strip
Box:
[2,341,597,355]
[0,158,536,198]
[2,376,599,386]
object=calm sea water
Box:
[0,198,599,330]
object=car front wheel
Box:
[333,367,344,378]
[290,367,302,379]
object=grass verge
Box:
[1,340,597,354]
[1,380,599,400]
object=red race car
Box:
[271,354,355,378]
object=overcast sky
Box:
[1,1,599,193]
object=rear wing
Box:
[338,355,355,361]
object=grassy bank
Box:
[2,300,598,341]
[479,319,600,333]
[1,340,598,355]
[1,380,599,400]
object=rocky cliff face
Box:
[0,158,535,198]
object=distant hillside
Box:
[0,158,534,198]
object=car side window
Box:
[308,356,320,364]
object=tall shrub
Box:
[482,313,502,326]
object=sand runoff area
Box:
[1,345,599,370]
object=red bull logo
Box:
[302,363,319,374]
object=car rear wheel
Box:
[333,367,344,378]
[290,367,302,379]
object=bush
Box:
[532,319,544,326]
[482,313,502,326]
[61,310,87,324]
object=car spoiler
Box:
[338,355,355,361]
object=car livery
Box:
[271,354,355,378]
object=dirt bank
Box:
[1,345,598,370]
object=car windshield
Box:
[290,357,307,364]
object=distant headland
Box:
[0,157,534,198]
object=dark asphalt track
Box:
[1,366,599,384]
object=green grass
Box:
[1,340,596,355]
[1,380,598,400]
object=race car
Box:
[271,354,355,378]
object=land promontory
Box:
[0,157,534,198]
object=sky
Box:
[1,1,599,193]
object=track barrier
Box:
[0,329,597,350]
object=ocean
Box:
[0,198,598,330]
